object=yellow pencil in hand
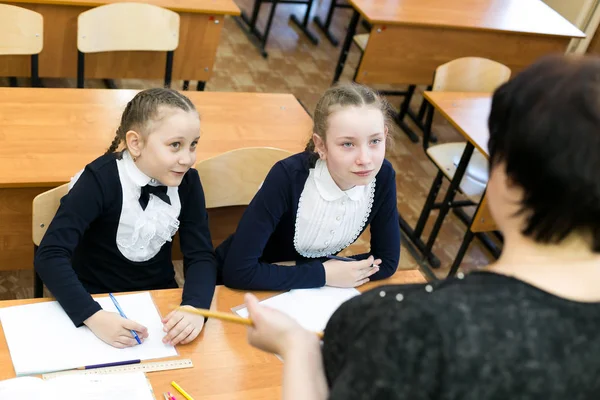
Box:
[177,306,325,339]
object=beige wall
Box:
[543,0,593,26]
[543,0,600,53]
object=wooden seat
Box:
[426,142,488,202]
[77,2,180,88]
[32,183,69,298]
[0,4,43,87]
[195,147,293,209]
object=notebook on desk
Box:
[0,371,155,400]
[0,292,177,376]
[233,286,361,332]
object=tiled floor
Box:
[0,1,497,299]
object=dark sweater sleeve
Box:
[178,170,218,310]
[324,288,443,400]
[345,165,400,280]
[222,162,326,290]
[34,168,103,327]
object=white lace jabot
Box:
[294,159,375,258]
[69,151,181,262]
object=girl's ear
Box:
[313,133,326,160]
[125,130,144,160]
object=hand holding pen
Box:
[109,293,143,345]
[83,294,148,349]
[323,255,382,288]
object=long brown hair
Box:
[106,88,197,154]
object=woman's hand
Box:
[244,293,317,357]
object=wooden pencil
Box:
[177,306,324,339]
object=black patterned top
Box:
[322,271,600,399]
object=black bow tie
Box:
[139,184,171,210]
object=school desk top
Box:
[7,0,240,16]
[423,91,492,157]
[0,88,312,188]
[349,0,584,38]
[0,269,427,397]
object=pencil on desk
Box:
[171,381,193,400]
[177,306,325,339]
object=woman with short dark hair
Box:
[242,54,600,400]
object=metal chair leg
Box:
[447,229,474,277]
[414,171,444,238]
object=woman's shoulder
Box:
[331,270,600,333]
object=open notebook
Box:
[0,371,155,400]
[0,292,177,376]
[234,286,361,332]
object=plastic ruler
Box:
[41,358,193,380]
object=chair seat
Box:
[353,34,369,52]
[426,142,488,203]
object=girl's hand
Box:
[162,305,205,346]
[84,310,148,348]
[323,256,382,287]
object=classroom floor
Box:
[0,1,496,300]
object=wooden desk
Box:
[0,269,426,397]
[1,0,240,81]
[334,0,585,85]
[0,88,312,271]
[425,92,491,156]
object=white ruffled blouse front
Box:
[69,151,181,262]
[294,159,375,258]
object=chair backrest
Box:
[196,147,294,209]
[32,183,69,246]
[77,3,179,53]
[432,57,511,93]
[0,4,43,55]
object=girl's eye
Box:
[191,141,198,148]
[170,142,181,149]
[342,142,353,148]
[371,138,382,145]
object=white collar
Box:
[313,159,367,202]
[122,150,153,187]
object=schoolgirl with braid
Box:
[35,88,217,348]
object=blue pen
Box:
[326,255,355,262]
[327,254,375,267]
[109,293,142,345]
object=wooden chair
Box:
[0,4,43,87]
[407,57,510,271]
[195,147,293,209]
[423,57,510,200]
[77,3,179,88]
[32,183,69,298]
